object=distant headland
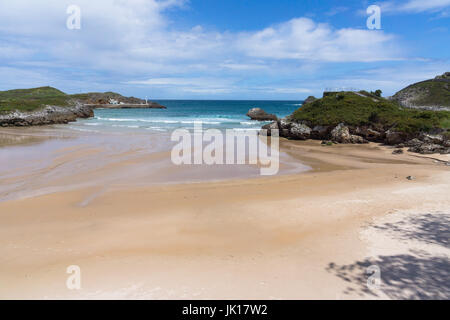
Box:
[0,86,165,127]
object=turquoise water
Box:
[73,100,302,132]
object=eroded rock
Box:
[246,108,277,121]
[331,123,367,144]
[289,123,311,140]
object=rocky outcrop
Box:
[353,127,383,141]
[408,143,449,154]
[303,96,317,105]
[311,125,330,139]
[260,117,450,154]
[330,123,368,144]
[395,134,450,154]
[385,130,408,145]
[289,122,311,140]
[261,121,279,136]
[247,108,278,121]
[0,103,94,127]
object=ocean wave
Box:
[240,121,262,125]
[96,117,237,125]
[231,128,261,131]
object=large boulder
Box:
[354,127,382,141]
[419,133,444,145]
[331,123,351,143]
[246,108,277,121]
[403,138,423,148]
[409,143,450,154]
[331,123,367,144]
[289,123,311,140]
[385,130,408,145]
[260,121,279,136]
[311,125,330,139]
[278,117,292,137]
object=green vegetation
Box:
[0,86,143,114]
[293,91,450,133]
[371,89,382,97]
[0,86,71,113]
[393,79,450,107]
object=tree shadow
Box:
[372,212,450,248]
[327,211,450,299]
[327,252,450,299]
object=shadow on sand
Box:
[327,212,450,299]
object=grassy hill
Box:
[292,91,450,134]
[0,86,145,114]
[0,86,70,113]
[391,72,450,109]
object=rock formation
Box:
[246,108,278,121]
[0,103,94,127]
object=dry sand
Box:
[0,130,449,299]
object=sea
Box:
[0,100,307,201]
[68,100,302,132]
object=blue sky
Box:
[0,0,449,100]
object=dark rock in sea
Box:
[246,108,277,121]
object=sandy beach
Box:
[0,127,449,299]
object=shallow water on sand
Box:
[0,120,310,202]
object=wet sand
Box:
[0,127,449,299]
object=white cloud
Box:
[378,0,450,13]
[400,0,450,12]
[0,0,428,99]
[237,18,401,62]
